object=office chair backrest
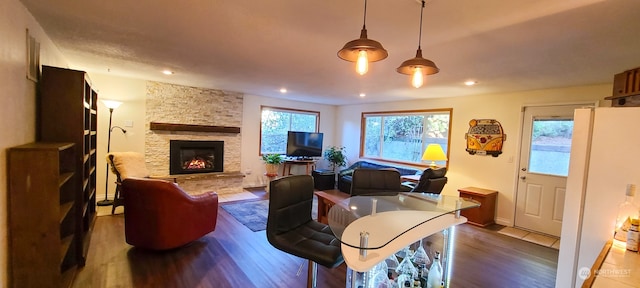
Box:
[350,168,402,196]
[412,167,448,194]
[267,175,314,236]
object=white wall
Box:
[558,107,640,287]
[84,75,339,195]
[241,94,337,188]
[336,84,610,226]
[0,0,69,286]
[86,73,611,226]
[88,73,147,201]
[0,1,622,286]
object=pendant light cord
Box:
[418,0,425,50]
[362,0,368,29]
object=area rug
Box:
[221,200,270,232]
[221,198,318,232]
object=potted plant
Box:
[323,146,347,172]
[262,153,284,175]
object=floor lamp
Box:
[97,100,126,206]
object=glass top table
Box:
[328,192,480,249]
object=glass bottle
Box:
[614,184,640,242]
[426,251,442,288]
[385,253,400,280]
[417,264,428,288]
[627,218,639,252]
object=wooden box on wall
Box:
[605,67,640,107]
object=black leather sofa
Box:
[337,161,420,193]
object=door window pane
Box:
[528,119,573,176]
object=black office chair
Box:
[404,167,448,194]
[350,168,402,196]
[266,175,344,288]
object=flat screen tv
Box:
[286,131,323,159]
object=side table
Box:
[458,186,498,227]
[264,173,278,193]
[312,169,335,190]
[282,159,316,175]
[313,189,350,224]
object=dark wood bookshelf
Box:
[8,142,77,288]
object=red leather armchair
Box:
[121,177,218,250]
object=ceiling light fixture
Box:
[397,0,439,88]
[465,80,477,86]
[162,70,174,75]
[338,0,388,76]
[280,88,288,93]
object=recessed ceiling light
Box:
[464,80,477,86]
[280,88,288,93]
[359,93,366,97]
[162,70,174,75]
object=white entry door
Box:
[515,104,589,237]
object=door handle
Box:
[520,176,526,180]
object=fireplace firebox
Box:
[170,140,223,175]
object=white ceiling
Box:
[20,0,640,105]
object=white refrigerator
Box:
[557,107,640,287]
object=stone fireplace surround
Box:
[145,82,244,195]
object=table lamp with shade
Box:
[422,144,447,168]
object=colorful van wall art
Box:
[465,119,506,157]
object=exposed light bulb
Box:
[412,67,424,88]
[356,50,369,75]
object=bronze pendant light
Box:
[338,0,388,75]
[397,0,439,88]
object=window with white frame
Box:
[361,109,452,166]
[260,106,320,155]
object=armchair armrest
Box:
[338,168,354,177]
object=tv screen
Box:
[286,131,323,158]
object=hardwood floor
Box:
[73,189,558,288]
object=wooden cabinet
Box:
[39,65,98,265]
[458,187,498,227]
[8,143,77,287]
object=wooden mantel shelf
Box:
[169,171,245,180]
[150,122,241,134]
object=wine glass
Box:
[395,245,413,259]
[384,253,400,271]
[368,262,392,288]
[395,253,418,279]
[411,239,431,267]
